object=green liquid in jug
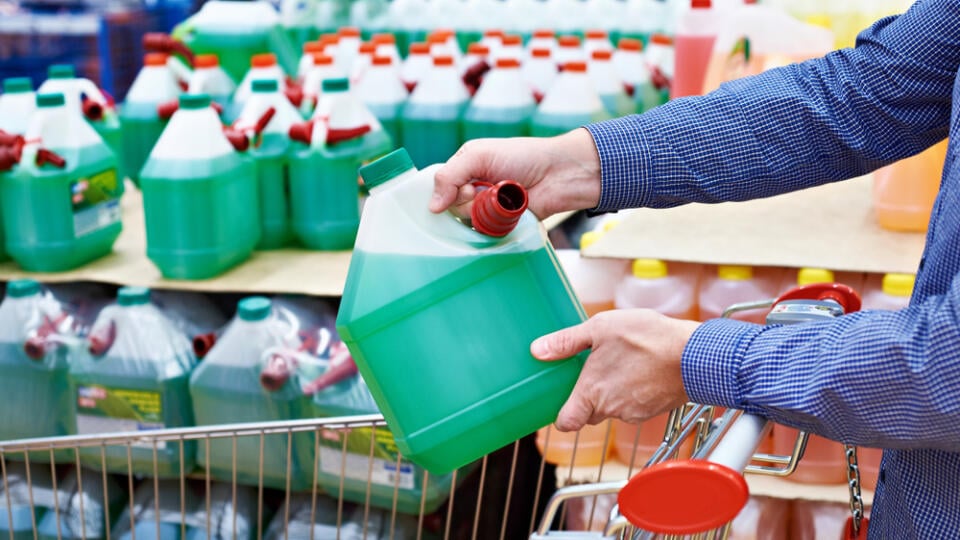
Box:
[119,102,168,187]
[250,133,294,249]
[531,111,610,138]
[337,246,587,473]
[463,106,533,140]
[400,103,463,168]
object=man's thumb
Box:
[531,323,592,361]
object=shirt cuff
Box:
[681,318,766,409]
[583,116,655,212]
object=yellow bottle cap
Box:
[632,259,668,279]
[717,265,752,281]
[579,231,602,250]
[797,268,834,286]
[882,273,915,297]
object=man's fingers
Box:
[531,322,593,361]
[431,142,486,213]
[555,389,593,432]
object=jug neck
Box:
[409,64,469,105]
[151,105,235,160]
[539,69,604,114]
[473,65,534,109]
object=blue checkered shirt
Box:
[585,0,960,536]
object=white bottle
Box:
[148,94,234,162]
[614,259,698,320]
[645,33,676,82]
[302,53,346,114]
[234,53,286,111]
[0,77,37,135]
[356,55,408,141]
[480,29,505,58]
[234,79,303,138]
[589,49,635,117]
[371,33,403,68]
[39,64,109,115]
[555,231,630,316]
[533,61,608,135]
[297,42,326,82]
[554,35,586,66]
[187,54,237,107]
[612,38,654,98]
[351,42,379,86]
[400,43,433,91]
[523,48,558,102]
[335,27,364,75]
[310,78,384,148]
[862,273,914,311]
[494,34,524,63]
[461,43,491,76]
[526,29,558,58]
[698,265,775,324]
[584,29,614,55]
[126,53,182,110]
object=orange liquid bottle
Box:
[874,139,948,232]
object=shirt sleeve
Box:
[585,0,960,212]
[682,275,960,450]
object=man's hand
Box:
[532,309,701,432]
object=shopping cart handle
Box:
[617,460,748,535]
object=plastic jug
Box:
[1,92,123,272]
[463,58,536,140]
[863,272,914,311]
[186,54,237,111]
[264,494,423,540]
[372,33,403,69]
[39,65,124,173]
[0,280,77,462]
[523,48,558,103]
[140,94,260,279]
[296,41,326,82]
[536,422,615,468]
[350,42,379,86]
[699,265,777,324]
[727,496,790,540]
[495,34,525,63]
[289,77,393,250]
[526,29,558,58]
[554,36,585,66]
[301,53,346,115]
[35,468,125,540]
[613,412,695,469]
[400,55,468,168]
[614,258,698,319]
[339,149,588,473]
[480,29,504,58]
[336,26,364,76]
[236,79,302,249]
[174,0,298,84]
[0,78,36,135]
[584,29,614,55]
[671,0,721,98]
[400,42,433,92]
[644,33,674,105]
[613,38,660,113]
[461,43,491,95]
[0,463,55,540]
[589,49,635,117]
[307,344,463,514]
[556,230,630,316]
[357,55,409,146]
[121,53,182,186]
[232,53,287,122]
[68,287,197,477]
[189,297,314,490]
[531,61,611,137]
[873,139,948,232]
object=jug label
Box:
[71,168,122,237]
[76,385,166,448]
[317,428,415,489]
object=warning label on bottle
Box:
[75,385,165,449]
[317,427,415,490]
[71,168,122,237]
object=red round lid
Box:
[585,29,608,39]
[563,61,587,73]
[320,34,340,45]
[251,53,277,67]
[372,55,392,66]
[312,53,334,65]
[409,42,431,55]
[619,38,643,52]
[359,42,377,54]
[433,55,455,66]
[144,53,168,67]
[427,33,448,44]
[531,48,551,58]
[501,34,522,46]
[303,41,324,53]
[592,49,612,60]
[338,26,361,37]
[194,54,219,68]
[618,460,749,535]
[692,0,712,7]
[650,33,674,46]
[533,29,555,38]
[496,58,520,69]
[372,33,395,44]
[467,43,490,55]
[484,29,504,38]
[558,35,581,47]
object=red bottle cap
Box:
[194,54,219,68]
[409,42,431,55]
[483,29,504,38]
[0,147,20,172]
[223,129,249,152]
[496,58,520,69]
[288,121,315,144]
[467,43,490,55]
[433,55,455,66]
[501,34,522,46]
[650,33,673,46]
[312,53,334,65]
[533,29,555,38]
[192,333,217,358]
[531,48,551,58]
[692,0,712,7]
[471,180,528,237]
[338,26,361,37]
[591,49,613,61]
[303,41,324,53]
[372,55,392,66]
[359,42,377,55]
[251,53,277,68]
[427,33,448,44]
[320,34,340,45]
[585,29,608,39]
[144,53,169,67]
[24,337,47,361]
[618,38,643,52]
[372,33,396,44]
[563,61,587,73]
[259,355,292,392]
[558,35,581,47]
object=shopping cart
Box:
[0,283,868,540]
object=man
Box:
[429,0,960,536]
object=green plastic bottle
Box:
[189,297,314,491]
[39,65,124,178]
[400,55,468,168]
[120,53,182,186]
[175,1,299,83]
[0,280,76,463]
[289,78,393,250]
[236,79,304,249]
[140,94,260,280]
[2,93,123,272]
[306,345,467,514]
[338,149,587,473]
[69,287,197,478]
[531,61,612,137]
[356,55,408,147]
[463,58,535,140]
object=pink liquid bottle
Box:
[612,259,698,467]
[672,0,721,99]
[699,265,777,324]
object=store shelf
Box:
[556,460,873,505]
[584,175,925,275]
[0,185,573,295]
